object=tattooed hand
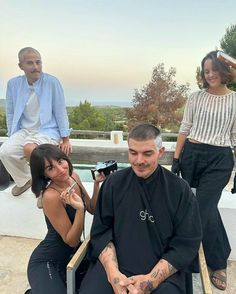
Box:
[110,270,130,294]
[120,275,154,294]
[121,259,177,293]
[99,242,132,293]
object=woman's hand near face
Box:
[60,189,84,211]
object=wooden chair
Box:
[66,237,212,294]
[198,243,213,294]
[67,235,90,294]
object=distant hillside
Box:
[95,105,125,108]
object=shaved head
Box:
[18,47,41,63]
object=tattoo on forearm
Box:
[150,259,177,286]
[112,255,118,268]
[167,262,177,275]
[100,242,113,257]
[150,269,160,279]
[140,281,154,293]
[99,242,118,268]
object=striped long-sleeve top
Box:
[179,90,236,147]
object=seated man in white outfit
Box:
[0,47,72,196]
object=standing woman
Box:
[26,144,105,294]
[171,50,236,291]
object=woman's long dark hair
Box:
[200,50,234,88]
[30,144,73,197]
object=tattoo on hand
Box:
[140,281,154,293]
[113,277,119,284]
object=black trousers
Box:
[0,159,10,190]
[79,260,190,294]
[27,261,67,294]
[180,140,234,270]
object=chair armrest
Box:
[67,235,90,294]
[67,236,212,294]
[198,243,212,294]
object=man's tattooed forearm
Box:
[139,281,154,293]
[149,259,177,288]
[150,269,160,279]
[100,242,113,257]
[112,255,118,268]
[167,263,177,275]
[99,242,118,268]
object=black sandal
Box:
[210,269,227,291]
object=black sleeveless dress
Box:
[27,178,85,293]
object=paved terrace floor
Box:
[0,235,236,294]
[0,144,235,294]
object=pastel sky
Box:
[0,0,235,106]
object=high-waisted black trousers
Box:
[27,260,67,294]
[180,140,234,270]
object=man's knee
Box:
[23,143,38,160]
[152,283,182,294]
[0,140,22,159]
[79,261,113,294]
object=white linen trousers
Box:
[0,129,59,187]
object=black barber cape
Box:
[89,165,202,277]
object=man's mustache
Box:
[135,163,147,167]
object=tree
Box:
[127,63,189,130]
[68,100,106,131]
[96,107,128,131]
[220,24,236,91]
[0,111,7,134]
[220,24,236,58]
[195,24,236,91]
[68,101,128,133]
[195,66,202,89]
